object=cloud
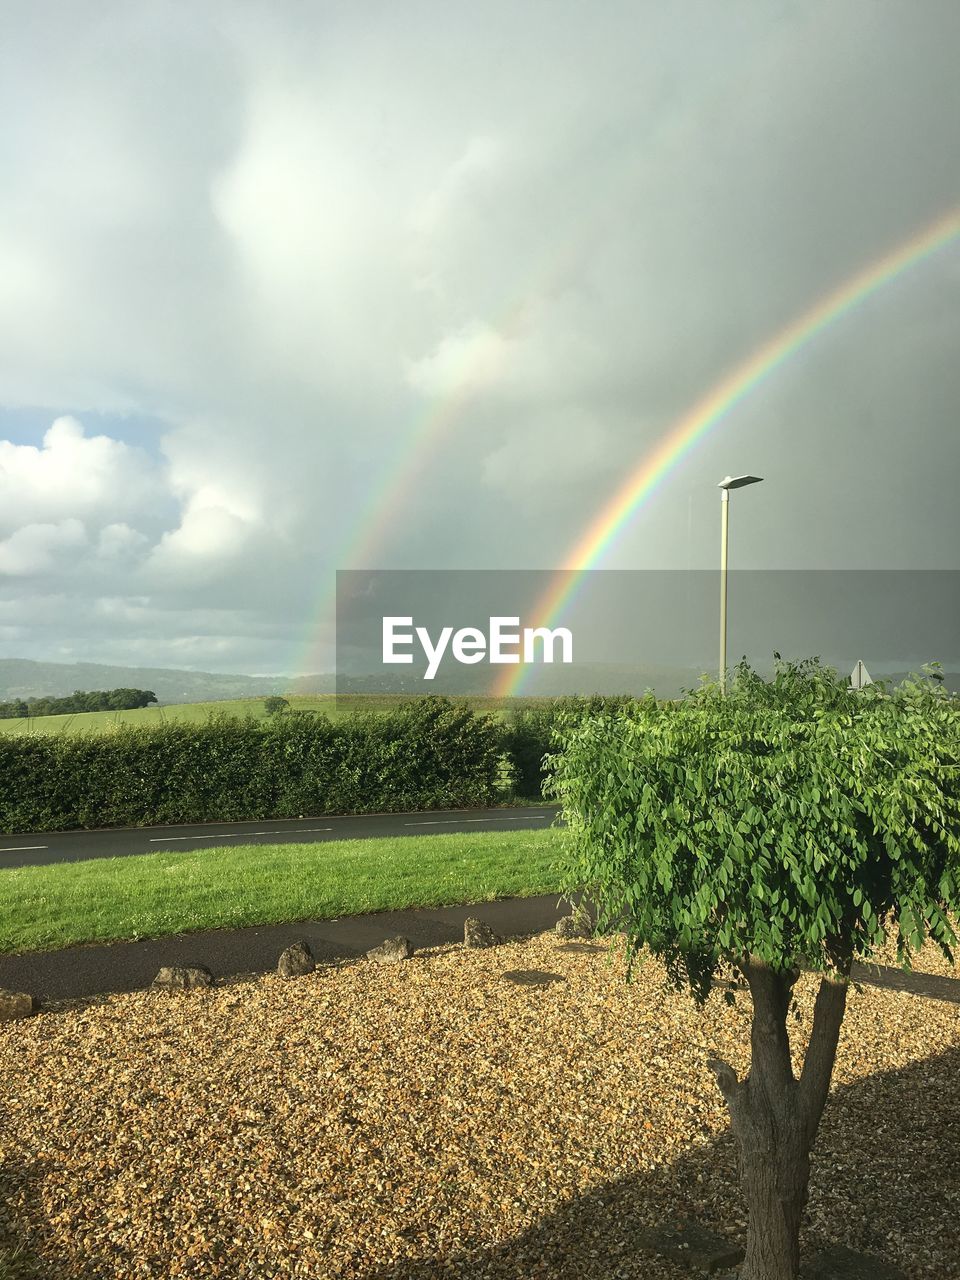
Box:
[0,1,957,671]
[149,501,257,574]
[404,322,511,399]
[97,523,150,560]
[0,417,164,535]
[481,407,616,501]
[0,518,87,577]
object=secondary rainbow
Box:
[289,295,536,679]
[288,47,783,682]
[499,204,960,696]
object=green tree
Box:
[548,656,960,1280]
[263,696,290,716]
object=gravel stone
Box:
[638,1219,745,1273]
[464,918,502,949]
[0,988,34,1021]
[366,935,415,964]
[801,1244,909,1279]
[556,908,593,939]
[151,964,214,991]
[1,930,959,1279]
[277,942,316,979]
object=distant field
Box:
[0,694,532,736]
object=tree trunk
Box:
[707,955,850,1280]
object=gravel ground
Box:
[2,928,959,1280]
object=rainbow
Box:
[288,41,778,682]
[289,298,536,678]
[341,308,534,572]
[498,204,960,696]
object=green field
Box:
[0,693,529,736]
[0,827,568,954]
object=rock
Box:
[463,917,501,949]
[151,965,214,991]
[556,905,593,939]
[638,1219,744,1274]
[277,940,316,978]
[0,988,35,1021]
[366,936,414,964]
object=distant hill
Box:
[337,661,960,698]
[0,659,335,704]
[1,656,953,706]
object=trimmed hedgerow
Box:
[0,698,503,833]
[501,695,638,798]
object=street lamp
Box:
[718,474,764,695]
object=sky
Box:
[1,0,958,677]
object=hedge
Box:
[0,698,503,834]
[501,695,639,798]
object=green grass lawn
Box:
[0,827,569,955]
[0,693,532,736]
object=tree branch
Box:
[743,955,800,1095]
[705,1055,754,1140]
[706,1056,741,1102]
[798,959,851,1144]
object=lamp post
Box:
[718,474,764,695]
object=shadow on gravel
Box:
[0,1157,98,1280]
[358,1047,960,1280]
[1,1017,957,1278]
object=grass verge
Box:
[0,828,568,955]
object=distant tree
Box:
[264,696,290,716]
[4,688,158,717]
[106,687,156,710]
[550,656,960,1280]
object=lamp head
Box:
[718,474,764,490]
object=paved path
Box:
[3,887,959,1009]
[0,892,583,1005]
[0,804,560,869]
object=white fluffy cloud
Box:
[0,518,86,576]
[0,413,267,584]
[149,502,257,574]
[0,418,160,534]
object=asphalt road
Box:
[0,804,561,870]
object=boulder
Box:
[556,906,593,939]
[277,940,316,979]
[463,917,501,949]
[366,935,414,964]
[0,989,35,1021]
[151,965,214,991]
